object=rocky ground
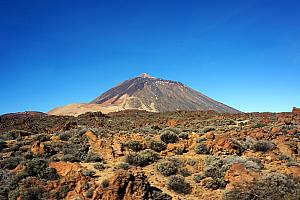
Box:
[0,108,300,200]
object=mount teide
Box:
[48,73,240,116]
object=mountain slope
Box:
[90,73,239,113]
[48,73,239,116]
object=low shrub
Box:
[178,132,189,139]
[160,131,178,144]
[156,160,177,176]
[85,153,103,163]
[178,167,191,177]
[149,140,167,152]
[223,172,300,200]
[0,140,7,151]
[193,173,204,183]
[252,123,266,129]
[101,179,109,188]
[251,140,274,152]
[167,175,192,194]
[82,170,95,177]
[0,157,23,170]
[203,126,216,133]
[32,134,50,142]
[125,149,160,167]
[194,143,210,154]
[94,163,106,171]
[173,146,186,155]
[59,131,72,141]
[204,178,226,190]
[25,158,59,180]
[126,140,142,151]
[118,162,130,170]
[62,154,80,162]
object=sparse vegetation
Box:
[167,175,192,194]
[160,130,179,144]
[125,149,160,167]
[156,160,178,176]
[149,140,167,152]
[194,143,210,154]
[126,140,142,151]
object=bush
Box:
[0,140,7,151]
[194,143,210,154]
[204,178,226,190]
[160,131,178,144]
[94,163,106,171]
[62,154,80,162]
[20,186,44,200]
[85,153,103,163]
[173,146,186,155]
[59,131,72,141]
[125,149,160,167]
[223,172,300,200]
[25,158,59,180]
[252,123,266,129]
[82,170,95,177]
[178,167,191,177]
[126,140,142,151]
[203,126,216,133]
[101,179,110,188]
[0,157,23,170]
[178,132,189,139]
[156,161,177,176]
[118,162,130,170]
[149,140,167,152]
[193,173,204,183]
[204,156,225,178]
[167,175,192,194]
[32,134,50,142]
[251,140,274,152]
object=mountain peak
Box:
[138,73,155,79]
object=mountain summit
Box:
[48,73,239,116]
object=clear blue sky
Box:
[1,0,299,114]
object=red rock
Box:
[224,163,259,190]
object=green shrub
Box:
[94,163,106,171]
[194,143,210,154]
[85,153,103,163]
[25,158,59,180]
[32,134,50,142]
[160,131,178,144]
[0,140,7,151]
[149,140,167,152]
[173,146,186,155]
[156,161,177,176]
[178,132,189,139]
[101,179,110,188]
[126,140,142,151]
[223,172,300,200]
[204,156,225,178]
[0,157,23,170]
[20,186,44,200]
[59,131,72,141]
[193,173,204,183]
[82,170,95,177]
[167,175,192,194]
[251,140,274,152]
[204,178,226,190]
[203,126,216,133]
[118,162,130,170]
[252,123,266,129]
[62,154,80,162]
[125,149,160,167]
[178,167,191,177]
